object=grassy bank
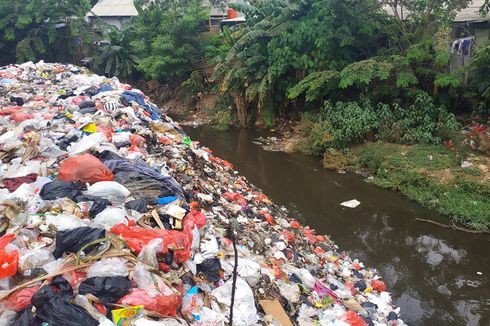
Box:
[323,143,490,231]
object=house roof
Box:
[454,0,488,22]
[87,0,138,17]
[383,0,489,23]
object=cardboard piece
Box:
[259,299,293,326]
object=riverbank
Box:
[331,143,490,231]
[160,99,490,232]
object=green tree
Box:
[0,0,92,65]
[93,26,139,82]
[130,0,209,82]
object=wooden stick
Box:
[415,218,490,235]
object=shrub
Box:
[321,101,378,149]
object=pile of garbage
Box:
[0,62,405,325]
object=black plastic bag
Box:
[78,100,95,109]
[11,309,37,326]
[78,276,131,304]
[125,198,148,213]
[197,258,222,282]
[31,276,98,326]
[57,135,79,150]
[78,107,98,114]
[53,227,105,258]
[74,195,111,217]
[39,181,82,201]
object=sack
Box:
[59,154,113,184]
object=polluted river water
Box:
[183,125,490,326]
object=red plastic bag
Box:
[187,202,206,229]
[223,192,246,206]
[10,111,34,122]
[344,311,367,326]
[303,226,317,244]
[59,153,113,184]
[0,106,21,116]
[371,279,387,292]
[2,173,38,192]
[5,286,40,311]
[97,125,113,142]
[281,230,295,244]
[129,134,145,147]
[118,289,181,316]
[110,224,191,264]
[0,234,18,279]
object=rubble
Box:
[0,61,405,325]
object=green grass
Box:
[352,143,490,231]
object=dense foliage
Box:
[207,0,489,152]
[129,0,209,82]
[0,0,93,65]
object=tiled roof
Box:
[87,0,138,17]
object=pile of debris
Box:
[0,62,405,325]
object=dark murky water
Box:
[184,126,490,326]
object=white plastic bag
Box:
[194,307,226,325]
[133,263,160,297]
[221,258,261,287]
[85,181,130,204]
[137,238,163,269]
[19,248,54,276]
[87,258,129,278]
[93,207,127,230]
[211,277,258,325]
[67,132,106,156]
[278,281,300,303]
[46,214,87,231]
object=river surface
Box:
[183,125,490,326]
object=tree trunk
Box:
[232,91,248,127]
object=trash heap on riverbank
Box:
[0,62,405,325]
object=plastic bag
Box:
[118,289,181,317]
[39,181,82,201]
[221,258,261,287]
[194,307,226,326]
[74,194,110,217]
[53,226,106,258]
[137,238,163,269]
[344,311,367,326]
[278,282,300,303]
[59,154,113,184]
[197,258,221,282]
[211,277,258,325]
[0,310,17,325]
[85,181,130,204]
[10,111,34,122]
[73,295,110,324]
[2,286,40,312]
[67,132,106,156]
[181,286,204,321]
[93,207,127,230]
[46,214,87,231]
[371,279,387,293]
[31,276,99,326]
[110,224,191,264]
[0,234,19,279]
[133,263,161,297]
[87,258,129,278]
[18,248,54,276]
[2,173,37,192]
[125,198,148,213]
[78,276,131,304]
